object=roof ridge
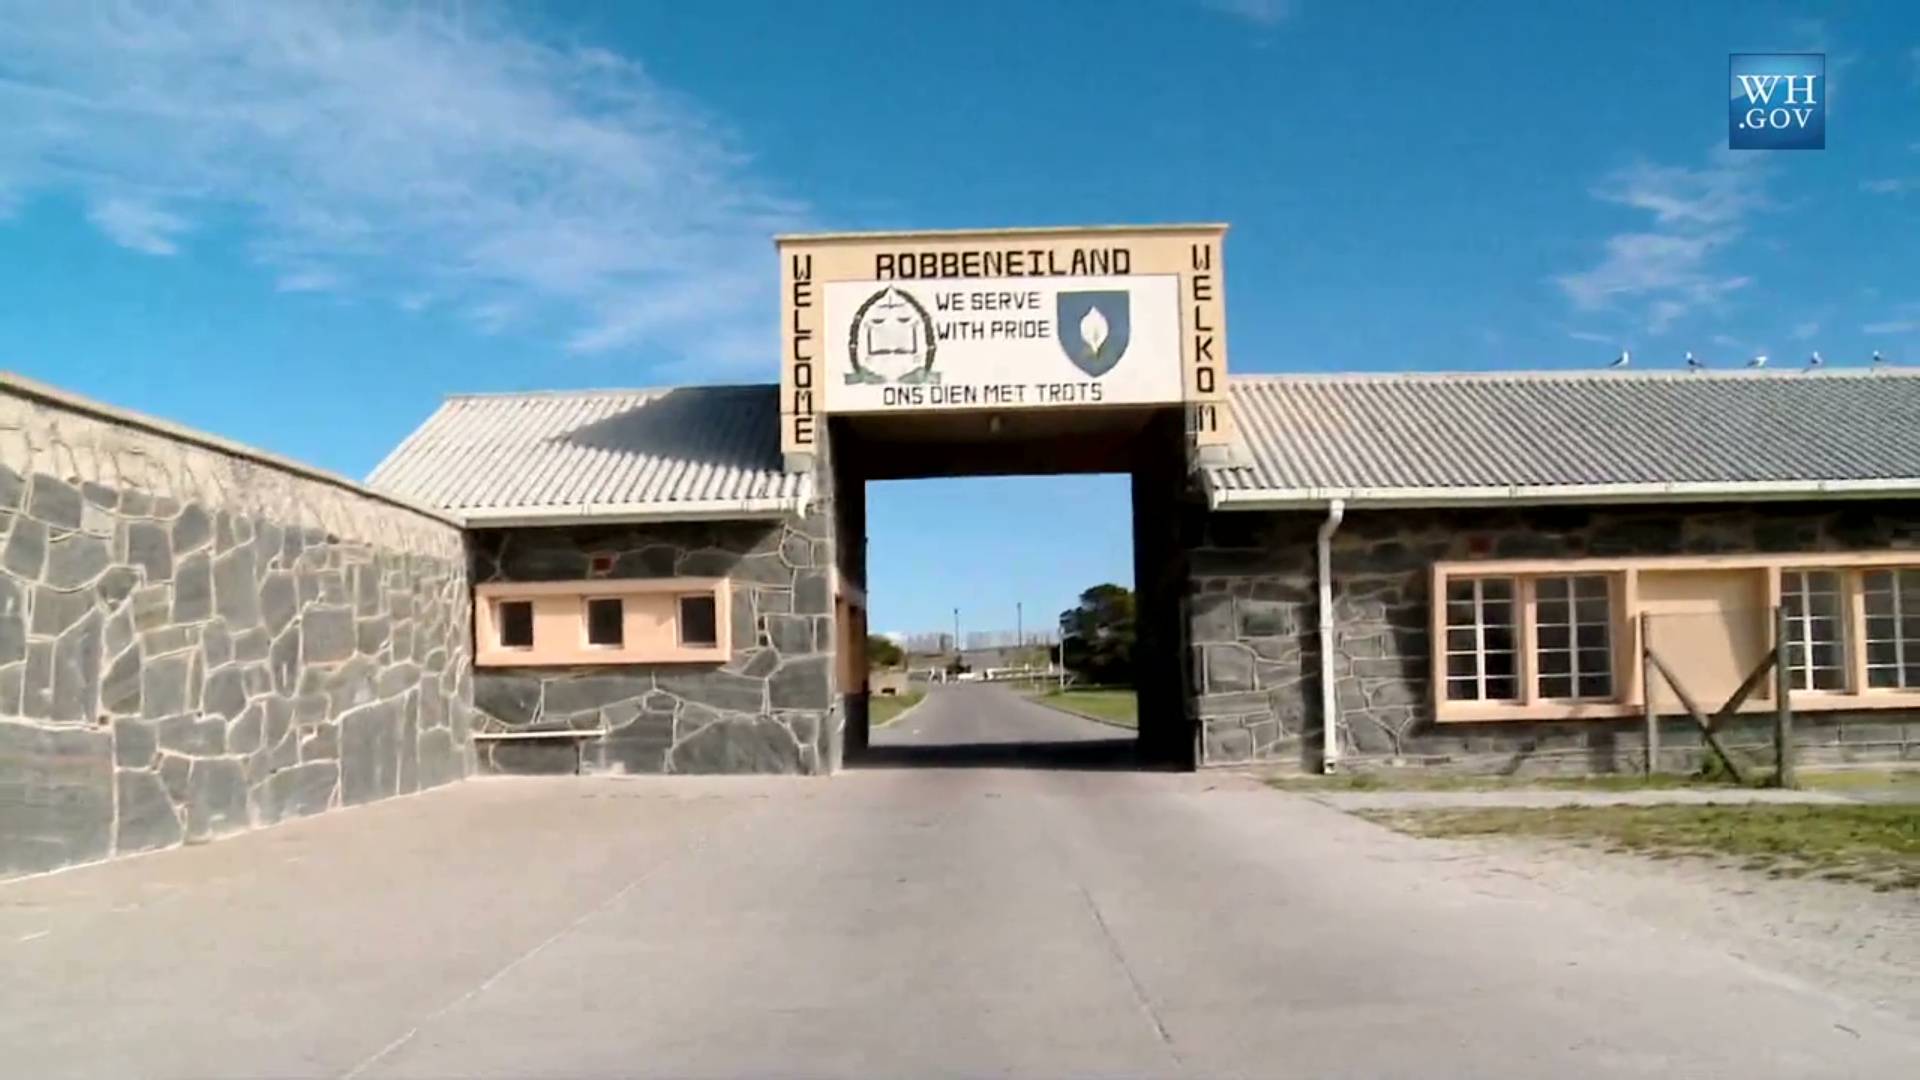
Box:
[441,383,778,401]
[1228,367,1920,384]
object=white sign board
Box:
[820,274,1182,413]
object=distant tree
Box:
[867,634,904,669]
[1059,584,1135,686]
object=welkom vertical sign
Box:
[778,224,1231,468]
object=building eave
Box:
[1204,477,1920,511]
[456,485,811,529]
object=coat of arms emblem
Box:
[1055,290,1131,377]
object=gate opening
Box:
[828,407,1194,770]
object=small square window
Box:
[585,597,624,647]
[678,594,719,648]
[497,600,534,649]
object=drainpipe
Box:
[1317,499,1346,774]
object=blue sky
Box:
[2,1,1917,638]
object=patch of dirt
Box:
[1419,830,1920,1023]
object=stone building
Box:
[364,368,1920,780]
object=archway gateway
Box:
[780,225,1233,768]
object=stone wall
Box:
[1189,501,1920,773]
[0,379,475,879]
[468,511,837,775]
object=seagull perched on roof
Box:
[1873,350,1889,368]
[1748,353,1768,369]
[1685,350,1703,372]
[1609,349,1630,369]
[1806,350,1825,371]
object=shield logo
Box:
[1056,290,1131,377]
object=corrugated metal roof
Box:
[1210,368,1920,507]
[367,385,807,523]
[372,369,1920,522]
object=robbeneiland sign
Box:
[778,224,1230,460]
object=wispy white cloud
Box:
[1863,177,1917,196]
[1201,0,1296,26]
[465,300,523,336]
[1555,151,1767,336]
[1865,320,1917,335]
[275,267,345,293]
[1791,320,1819,340]
[1564,330,1615,344]
[0,2,804,366]
[84,196,191,255]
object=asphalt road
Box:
[2,684,1915,1077]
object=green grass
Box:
[1038,688,1138,729]
[1361,804,1920,892]
[1266,771,1730,794]
[1795,768,1920,793]
[868,691,923,728]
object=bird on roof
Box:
[1685,350,1703,372]
[1806,350,1824,371]
[1873,350,1888,367]
[1748,353,1768,369]
[1609,349,1630,369]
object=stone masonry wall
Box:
[1190,501,1920,773]
[469,511,837,776]
[0,381,475,879]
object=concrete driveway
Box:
[3,684,1915,1077]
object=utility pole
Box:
[952,607,960,665]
